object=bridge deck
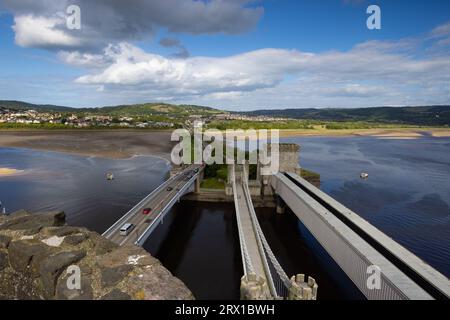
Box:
[234,179,266,279]
[103,164,201,246]
[272,172,450,300]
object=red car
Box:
[142,208,152,215]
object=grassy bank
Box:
[0,123,177,131]
[200,178,226,190]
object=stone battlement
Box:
[272,143,301,152]
[0,210,193,300]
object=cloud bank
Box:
[68,28,450,107]
[3,0,264,50]
[1,1,450,109]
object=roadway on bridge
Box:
[104,164,201,246]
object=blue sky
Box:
[0,0,449,110]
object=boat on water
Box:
[1,201,6,215]
[106,172,114,180]
[360,172,369,179]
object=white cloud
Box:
[3,0,263,50]
[2,0,449,110]
[75,44,311,94]
[430,21,450,48]
[322,84,387,98]
[57,51,109,68]
[71,35,450,105]
[13,14,82,48]
[431,21,450,38]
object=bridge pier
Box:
[276,196,286,214]
[195,177,200,193]
[194,169,204,193]
[240,273,272,300]
[287,274,318,300]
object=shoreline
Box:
[277,128,450,138]
[0,130,175,160]
[0,128,449,160]
[205,127,450,141]
[0,167,25,177]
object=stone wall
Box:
[0,210,194,300]
[277,143,302,175]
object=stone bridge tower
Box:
[259,143,301,196]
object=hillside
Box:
[93,103,221,117]
[0,100,73,112]
[2,100,450,126]
[239,106,450,126]
[0,100,222,117]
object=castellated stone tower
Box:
[288,274,318,300]
[259,143,301,177]
[276,143,302,175]
[258,143,302,196]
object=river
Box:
[0,136,448,299]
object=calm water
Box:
[0,147,170,231]
[1,136,449,299]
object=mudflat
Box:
[0,167,24,176]
[0,128,449,161]
[277,128,450,138]
[0,130,175,159]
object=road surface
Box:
[104,164,202,246]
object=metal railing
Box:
[241,165,291,299]
[231,164,291,299]
[273,173,428,300]
[134,168,201,246]
[102,171,181,238]
[231,164,255,276]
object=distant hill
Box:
[2,100,449,126]
[0,100,74,112]
[93,103,221,117]
[239,106,450,126]
[0,100,222,117]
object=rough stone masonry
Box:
[0,210,194,300]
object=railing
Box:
[102,171,181,238]
[231,164,255,276]
[134,167,202,246]
[241,165,291,299]
[273,173,432,300]
[283,172,450,300]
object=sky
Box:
[0,0,449,111]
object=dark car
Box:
[167,187,173,191]
[142,208,152,215]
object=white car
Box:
[120,223,135,236]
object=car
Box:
[194,168,199,173]
[167,187,173,191]
[142,208,152,215]
[120,223,135,236]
